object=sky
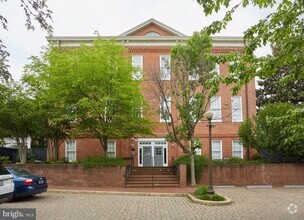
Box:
[1,0,273,81]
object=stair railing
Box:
[125,165,132,187]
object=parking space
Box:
[1,188,303,220]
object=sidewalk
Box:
[48,185,197,195]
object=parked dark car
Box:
[0,163,14,204]
[5,167,48,200]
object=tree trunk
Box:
[19,147,27,164]
[189,152,196,186]
[101,135,108,156]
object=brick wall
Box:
[199,163,304,186]
[14,164,126,188]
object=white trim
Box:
[119,18,187,37]
[232,96,243,122]
[212,140,222,160]
[210,96,222,122]
[65,140,76,162]
[138,138,168,167]
[160,55,171,80]
[47,36,244,48]
[160,96,171,122]
[106,140,116,158]
[132,55,143,80]
[232,140,243,159]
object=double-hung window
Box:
[132,55,143,80]
[232,141,243,158]
[232,96,243,122]
[160,96,171,122]
[212,140,222,160]
[160,55,170,80]
[210,96,222,122]
[107,141,116,157]
[65,140,76,162]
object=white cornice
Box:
[119,18,187,37]
[46,35,244,47]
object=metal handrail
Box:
[125,165,132,187]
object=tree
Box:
[0,82,44,164]
[238,118,257,159]
[25,38,152,156]
[0,0,53,81]
[256,45,304,108]
[196,0,304,94]
[150,30,218,186]
[23,54,72,161]
[238,103,304,161]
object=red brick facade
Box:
[51,19,257,166]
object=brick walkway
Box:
[1,187,303,220]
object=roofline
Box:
[119,18,187,37]
[46,36,244,47]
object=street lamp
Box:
[205,110,215,194]
[131,144,135,168]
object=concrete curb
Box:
[283,185,304,189]
[246,185,272,189]
[48,189,233,206]
[47,189,186,197]
[186,194,233,206]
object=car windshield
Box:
[0,164,10,175]
[10,168,33,177]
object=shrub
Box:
[173,155,208,182]
[0,156,12,164]
[251,153,262,160]
[227,157,245,164]
[194,185,208,196]
[199,194,225,201]
[80,156,125,169]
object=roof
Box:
[119,18,187,37]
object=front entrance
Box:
[138,139,168,167]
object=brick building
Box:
[48,19,256,166]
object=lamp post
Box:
[205,111,215,194]
[131,144,135,168]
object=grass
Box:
[194,185,226,201]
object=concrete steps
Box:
[126,167,180,188]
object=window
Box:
[210,96,222,122]
[232,96,243,122]
[212,141,222,160]
[212,64,220,75]
[65,141,76,162]
[107,141,116,157]
[145,31,160,37]
[160,55,170,80]
[160,96,171,122]
[189,68,199,81]
[132,55,143,80]
[232,141,243,158]
[133,102,143,118]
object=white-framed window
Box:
[160,96,171,122]
[212,140,222,160]
[65,140,76,162]
[232,140,243,159]
[132,55,143,80]
[160,55,170,80]
[212,64,220,75]
[145,31,160,37]
[210,96,222,122]
[133,102,143,118]
[232,96,243,122]
[189,68,199,81]
[107,141,116,157]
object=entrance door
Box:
[143,146,152,167]
[154,146,163,167]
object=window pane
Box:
[232,96,242,122]
[132,55,143,80]
[212,141,222,160]
[160,97,171,122]
[232,141,243,158]
[160,55,170,80]
[107,141,116,157]
[210,96,221,121]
